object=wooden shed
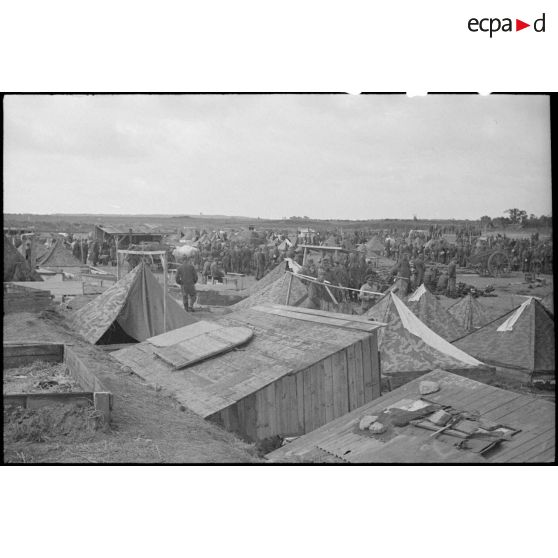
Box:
[113,304,384,442]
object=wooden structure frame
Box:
[3,343,112,424]
[117,249,169,333]
[299,244,350,266]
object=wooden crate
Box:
[3,343,112,424]
[3,282,53,314]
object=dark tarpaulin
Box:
[116,263,195,342]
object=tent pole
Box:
[162,252,167,332]
[116,236,120,280]
[285,272,293,306]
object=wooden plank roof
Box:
[113,305,377,417]
[268,369,555,463]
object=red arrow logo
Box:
[516,19,530,31]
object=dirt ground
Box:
[3,310,260,463]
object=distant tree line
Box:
[480,209,552,230]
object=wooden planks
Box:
[264,303,386,325]
[369,335,381,399]
[65,346,108,393]
[313,361,326,429]
[4,285,53,314]
[323,357,335,423]
[268,369,556,463]
[331,349,349,419]
[295,372,305,434]
[361,337,373,401]
[346,344,358,411]
[251,304,382,332]
[147,321,227,347]
[152,327,254,369]
[4,392,94,410]
[353,341,365,409]
[4,343,64,368]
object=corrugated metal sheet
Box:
[268,369,555,463]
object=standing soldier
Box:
[413,254,425,287]
[359,276,376,314]
[447,258,457,297]
[390,253,411,296]
[82,239,89,264]
[175,256,198,312]
[255,248,266,280]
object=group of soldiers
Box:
[68,236,117,267]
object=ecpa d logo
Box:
[468,13,545,37]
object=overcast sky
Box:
[3,94,552,220]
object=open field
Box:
[7,212,551,236]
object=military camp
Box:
[3,94,553,464]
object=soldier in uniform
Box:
[175,256,198,311]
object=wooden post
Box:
[116,237,120,280]
[303,247,308,266]
[285,272,293,306]
[162,251,167,332]
[324,283,338,305]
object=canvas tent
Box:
[364,291,490,388]
[406,284,465,341]
[4,236,43,282]
[277,238,293,251]
[322,235,339,247]
[36,238,84,268]
[68,262,196,344]
[448,293,495,333]
[453,297,555,383]
[234,265,311,310]
[365,236,385,255]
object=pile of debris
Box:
[3,361,80,394]
[453,282,497,298]
[356,380,520,456]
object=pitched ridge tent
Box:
[248,262,286,295]
[365,236,384,254]
[36,238,83,267]
[113,304,383,441]
[406,284,465,341]
[364,291,488,388]
[322,235,339,247]
[233,267,311,310]
[267,369,555,463]
[68,262,197,344]
[448,293,499,333]
[4,236,43,282]
[277,238,293,251]
[453,297,555,381]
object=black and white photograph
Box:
[2,93,554,464]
